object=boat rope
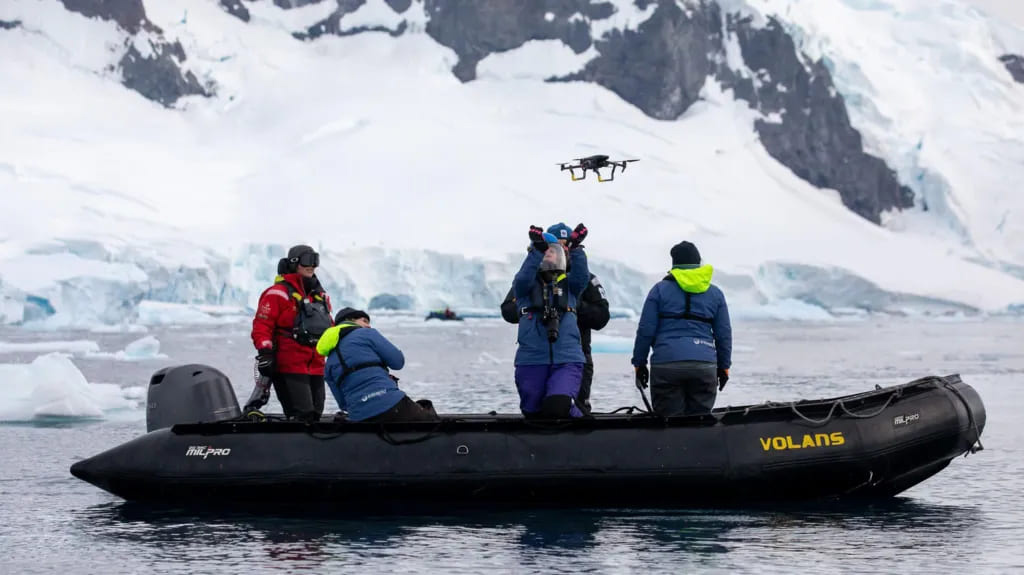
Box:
[942,381,985,455]
[786,391,898,425]
[605,405,646,415]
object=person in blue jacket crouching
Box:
[631,241,732,416]
[513,224,590,419]
[317,307,438,422]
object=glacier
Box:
[1,0,1023,329]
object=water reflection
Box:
[73,498,983,564]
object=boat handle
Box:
[456,444,469,455]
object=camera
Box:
[543,305,560,343]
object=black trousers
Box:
[364,397,440,423]
[650,361,718,417]
[577,353,594,414]
[272,373,325,422]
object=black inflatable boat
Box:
[70,365,985,508]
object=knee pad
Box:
[540,395,573,419]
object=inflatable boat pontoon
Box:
[70,365,985,508]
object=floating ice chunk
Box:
[590,334,634,354]
[120,335,164,360]
[0,353,138,421]
[84,335,168,361]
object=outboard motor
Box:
[146,364,241,432]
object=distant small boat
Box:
[70,366,986,509]
[425,309,463,321]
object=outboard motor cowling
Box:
[146,364,241,432]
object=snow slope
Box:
[1,0,1023,327]
[733,0,1024,268]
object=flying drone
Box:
[557,154,639,182]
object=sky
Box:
[965,0,1024,27]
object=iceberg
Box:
[0,353,140,421]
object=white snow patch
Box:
[590,0,659,40]
[477,41,597,81]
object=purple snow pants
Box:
[514,363,585,418]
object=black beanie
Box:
[670,241,701,266]
[287,244,315,260]
[334,307,370,324]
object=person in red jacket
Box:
[250,245,334,422]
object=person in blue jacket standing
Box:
[631,241,732,416]
[513,224,590,418]
[317,307,438,422]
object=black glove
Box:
[256,349,275,377]
[529,225,548,252]
[635,365,649,390]
[717,368,730,391]
[568,223,588,250]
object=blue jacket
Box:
[631,265,732,368]
[317,323,406,421]
[513,248,589,365]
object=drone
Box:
[557,154,639,182]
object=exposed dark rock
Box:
[725,16,913,222]
[55,0,212,106]
[0,20,21,30]
[384,0,413,13]
[292,0,368,40]
[559,1,723,120]
[58,0,154,34]
[1000,54,1024,84]
[218,0,250,22]
[274,0,330,8]
[120,41,209,107]
[423,0,598,82]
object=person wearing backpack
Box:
[249,244,334,422]
[317,308,439,423]
[631,241,732,416]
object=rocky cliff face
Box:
[25,0,917,223]
[56,0,209,107]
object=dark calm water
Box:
[1,318,1022,574]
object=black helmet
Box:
[285,245,319,270]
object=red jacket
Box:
[251,274,332,376]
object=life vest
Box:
[329,323,387,381]
[657,273,714,325]
[278,280,333,347]
[518,274,576,320]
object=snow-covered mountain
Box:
[1,0,1023,328]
